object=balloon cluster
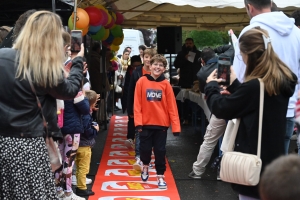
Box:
[68,5,125,52]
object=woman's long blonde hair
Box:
[13,11,65,88]
[240,27,295,96]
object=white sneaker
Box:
[72,175,93,185]
[124,139,134,149]
[157,175,167,189]
[63,192,85,200]
[133,157,142,171]
[57,191,66,200]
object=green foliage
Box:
[182,30,235,50]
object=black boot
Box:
[75,187,95,196]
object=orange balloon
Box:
[102,28,110,41]
[71,8,90,29]
[82,26,89,36]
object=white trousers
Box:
[192,114,226,175]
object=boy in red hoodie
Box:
[134,54,181,189]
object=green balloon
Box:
[111,25,123,38]
[68,15,74,30]
[91,26,106,41]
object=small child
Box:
[75,90,99,197]
[134,54,181,189]
[259,155,300,200]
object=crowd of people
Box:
[0,0,300,200]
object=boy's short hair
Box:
[143,48,155,57]
[201,47,215,63]
[150,54,167,68]
[62,31,71,46]
[84,90,97,106]
[259,155,300,200]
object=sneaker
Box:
[217,170,221,181]
[63,192,85,200]
[124,139,134,149]
[188,170,202,179]
[75,187,95,196]
[149,163,153,168]
[133,157,142,171]
[72,175,93,185]
[157,175,167,189]
[141,165,149,182]
[57,191,66,200]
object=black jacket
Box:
[197,45,234,93]
[127,66,143,116]
[0,48,84,139]
[80,113,97,147]
[174,45,201,88]
[205,76,297,198]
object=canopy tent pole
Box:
[52,0,56,13]
[73,0,78,30]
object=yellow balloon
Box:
[110,44,120,52]
[94,4,105,10]
[105,10,112,25]
[112,37,123,46]
[102,29,110,41]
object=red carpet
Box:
[89,115,180,200]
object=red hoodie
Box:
[134,74,181,134]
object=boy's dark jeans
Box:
[140,129,167,175]
[127,116,135,140]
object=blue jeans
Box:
[135,131,140,158]
[284,117,295,155]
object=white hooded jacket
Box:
[233,11,300,117]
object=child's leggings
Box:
[55,133,80,193]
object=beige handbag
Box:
[220,79,264,186]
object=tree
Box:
[182,30,234,49]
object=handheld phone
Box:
[217,56,231,85]
[70,30,82,52]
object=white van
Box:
[118,29,145,57]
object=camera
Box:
[217,56,231,85]
[70,30,82,53]
[91,122,98,126]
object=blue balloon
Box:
[105,33,114,43]
[88,25,102,35]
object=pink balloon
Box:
[115,12,124,25]
[85,6,104,26]
[99,9,108,26]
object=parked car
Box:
[164,54,177,77]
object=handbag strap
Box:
[257,78,264,158]
[26,71,49,137]
[227,78,264,158]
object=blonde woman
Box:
[0,11,84,199]
[206,27,297,200]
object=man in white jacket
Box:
[233,0,300,157]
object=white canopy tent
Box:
[60,0,300,31]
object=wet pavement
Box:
[83,110,297,200]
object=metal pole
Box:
[101,46,108,130]
[52,0,56,13]
[73,0,78,30]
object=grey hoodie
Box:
[233,11,300,117]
